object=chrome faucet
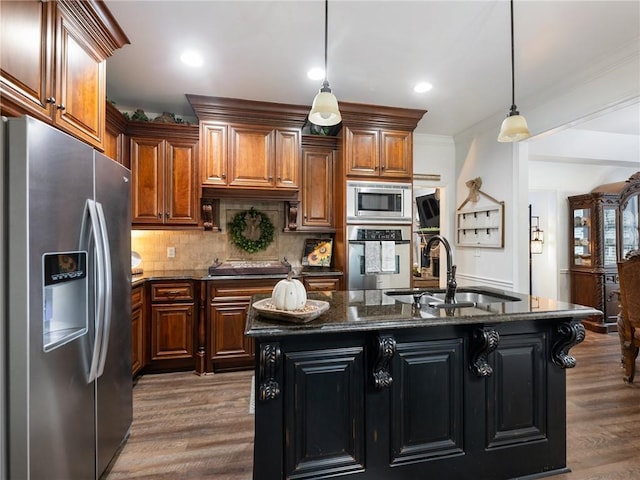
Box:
[424,235,457,304]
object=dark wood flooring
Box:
[105,330,640,480]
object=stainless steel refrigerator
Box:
[2,116,132,479]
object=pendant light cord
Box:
[323,0,329,85]
[510,0,516,110]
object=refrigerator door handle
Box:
[83,199,106,384]
[95,201,112,378]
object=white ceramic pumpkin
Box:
[272,272,307,311]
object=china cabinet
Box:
[568,172,640,333]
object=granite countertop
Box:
[131,268,343,287]
[245,288,602,337]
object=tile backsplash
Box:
[131,200,331,272]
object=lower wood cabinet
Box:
[206,279,279,373]
[131,284,145,377]
[147,280,197,372]
[302,275,341,292]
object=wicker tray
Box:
[252,298,330,324]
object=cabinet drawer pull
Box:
[166,290,181,295]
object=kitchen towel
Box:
[381,241,396,272]
[365,241,381,273]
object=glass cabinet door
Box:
[572,207,592,266]
[622,195,639,258]
[603,207,617,266]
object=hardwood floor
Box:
[105,331,639,480]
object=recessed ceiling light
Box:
[414,82,433,93]
[307,67,325,81]
[181,50,203,68]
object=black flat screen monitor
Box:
[416,193,440,229]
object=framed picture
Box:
[301,239,333,267]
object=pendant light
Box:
[498,0,530,142]
[308,0,341,126]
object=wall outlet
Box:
[167,246,176,258]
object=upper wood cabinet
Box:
[300,136,336,230]
[344,126,412,178]
[0,0,129,150]
[104,101,129,166]
[129,123,199,227]
[201,121,300,190]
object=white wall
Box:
[412,134,456,284]
[449,47,639,296]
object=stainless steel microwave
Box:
[346,181,413,224]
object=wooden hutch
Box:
[568,172,640,333]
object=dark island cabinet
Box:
[253,320,574,480]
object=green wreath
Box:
[228,208,274,253]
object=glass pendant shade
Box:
[530,226,544,254]
[498,0,531,143]
[308,0,341,127]
[309,84,341,126]
[498,111,530,142]
[530,238,543,254]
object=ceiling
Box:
[104,1,640,138]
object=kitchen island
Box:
[245,288,599,480]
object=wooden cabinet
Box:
[104,101,129,166]
[0,0,128,150]
[205,279,279,373]
[302,275,341,292]
[129,123,199,227]
[131,284,145,377]
[569,172,640,333]
[253,320,575,480]
[344,126,412,179]
[147,281,196,371]
[300,136,336,230]
[201,122,300,190]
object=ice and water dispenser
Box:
[43,252,88,351]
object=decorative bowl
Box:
[252,298,330,324]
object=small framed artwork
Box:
[301,239,333,267]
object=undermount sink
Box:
[384,287,522,308]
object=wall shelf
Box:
[456,204,504,248]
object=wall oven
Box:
[347,225,411,290]
[346,181,413,224]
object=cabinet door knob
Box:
[57,104,66,111]
[381,164,386,170]
[277,176,281,181]
[221,173,226,180]
[268,176,273,181]
[165,212,169,219]
[158,213,162,219]
[46,97,56,104]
